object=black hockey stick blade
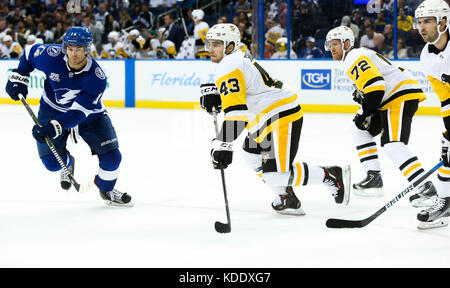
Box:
[215,221,231,233]
[326,218,366,228]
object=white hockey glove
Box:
[211,139,233,169]
[442,132,450,167]
[200,83,221,114]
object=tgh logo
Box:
[67,0,82,14]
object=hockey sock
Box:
[96,149,121,192]
[383,142,426,183]
[351,124,381,172]
[291,162,325,186]
[437,166,450,197]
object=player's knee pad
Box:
[242,150,262,172]
[41,153,70,172]
[98,149,122,171]
[262,171,290,187]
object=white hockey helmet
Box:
[192,9,204,21]
[27,34,36,43]
[206,23,241,56]
[414,0,450,44]
[108,31,119,41]
[2,35,12,43]
[325,26,355,61]
[129,29,140,37]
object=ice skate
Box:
[95,176,133,207]
[353,170,383,197]
[60,156,75,190]
[409,181,437,208]
[271,186,305,216]
[323,165,351,205]
[417,197,450,230]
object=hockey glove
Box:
[352,85,364,104]
[442,132,450,167]
[211,139,233,169]
[5,68,30,101]
[353,112,372,131]
[200,83,221,114]
[32,120,63,144]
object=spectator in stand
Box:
[397,6,413,37]
[341,15,360,41]
[53,21,65,44]
[352,8,364,28]
[387,37,408,59]
[95,3,109,26]
[217,16,228,24]
[374,11,387,33]
[82,15,103,53]
[164,13,185,52]
[234,0,252,14]
[299,36,323,59]
[383,24,394,51]
[360,24,378,49]
[119,9,134,30]
[373,33,390,55]
[36,22,54,43]
[238,21,252,48]
[103,14,120,44]
[133,3,155,30]
[405,28,424,58]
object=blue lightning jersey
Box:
[18,44,107,125]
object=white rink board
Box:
[0,60,125,101]
[135,59,441,108]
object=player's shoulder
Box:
[215,50,244,79]
[25,44,63,61]
[83,58,107,94]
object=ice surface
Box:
[0,105,449,268]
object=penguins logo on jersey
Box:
[47,46,61,57]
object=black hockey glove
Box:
[200,83,221,114]
[442,132,450,167]
[442,73,450,84]
[352,85,364,104]
[211,139,233,169]
[353,112,372,131]
[5,68,30,101]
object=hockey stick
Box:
[18,93,93,193]
[326,160,444,228]
[212,112,231,233]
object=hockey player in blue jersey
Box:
[5,27,133,207]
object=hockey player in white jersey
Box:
[325,26,437,204]
[415,0,450,229]
[192,9,209,58]
[200,24,351,215]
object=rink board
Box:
[0,59,442,115]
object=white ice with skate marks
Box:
[0,106,450,267]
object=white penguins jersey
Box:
[214,50,303,140]
[344,47,426,111]
[420,41,450,118]
[194,21,209,42]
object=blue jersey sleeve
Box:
[17,44,62,74]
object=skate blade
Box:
[275,207,306,216]
[410,197,437,208]
[417,217,449,230]
[353,188,384,198]
[342,165,351,206]
[104,200,134,207]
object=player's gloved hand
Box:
[5,68,30,101]
[200,83,221,114]
[211,139,233,169]
[352,85,363,104]
[353,112,372,131]
[32,120,63,143]
[441,132,450,167]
